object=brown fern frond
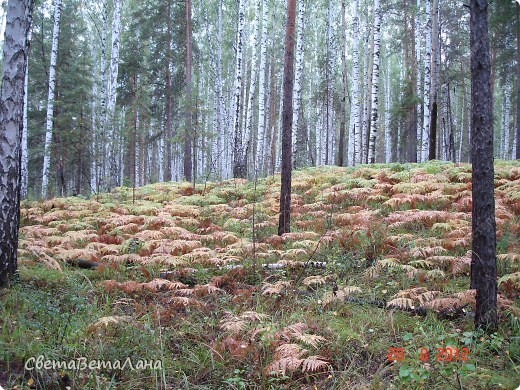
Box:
[296,334,327,348]
[265,357,303,376]
[86,316,134,335]
[386,298,415,310]
[302,275,327,288]
[262,280,292,296]
[301,355,329,373]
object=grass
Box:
[1,160,519,389]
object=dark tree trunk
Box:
[470,0,497,332]
[429,100,437,160]
[0,0,34,287]
[278,0,297,236]
[517,7,520,160]
[184,0,193,182]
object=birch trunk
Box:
[21,54,29,198]
[293,0,305,168]
[415,0,422,154]
[184,0,193,182]
[503,76,511,159]
[107,0,123,189]
[351,0,361,165]
[368,0,381,163]
[0,0,33,286]
[421,0,432,162]
[232,0,246,178]
[245,0,260,175]
[361,8,371,164]
[385,67,391,162]
[41,0,61,198]
[256,0,268,175]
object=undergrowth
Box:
[1,161,519,389]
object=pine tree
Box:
[470,0,497,332]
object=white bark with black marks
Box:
[368,0,381,163]
[0,0,34,286]
[41,0,62,198]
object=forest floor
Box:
[1,160,519,389]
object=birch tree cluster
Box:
[8,0,518,198]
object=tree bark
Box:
[107,0,123,189]
[517,7,520,160]
[184,0,193,182]
[421,0,432,162]
[164,0,173,182]
[470,0,497,332]
[21,52,29,198]
[232,0,246,178]
[0,0,34,287]
[351,0,361,165]
[41,0,62,198]
[278,0,297,236]
[368,0,381,164]
[293,0,306,169]
[256,0,268,175]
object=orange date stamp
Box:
[388,347,470,362]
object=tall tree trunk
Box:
[421,0,432,162]
[351,0,361,165]
[293,0,306,168]
[0,0,34,287]
[470,0,497,332]
[338,0,346,167]
[184,0,193,182]
[384,66,391,162]
[502,76,511,159]
[41,0,61,198]
[96,0,108,191]
[245,0,260,176]
[368,0,381,163]
[164,0,173,182]
[21,53,29,198]
[361,6,373,164]
[517,7,520,160]
[415,0,422,155]
[232,0,246,178]
[256,0,268,175]
[278,0,297,236]
[107,0,123,189]
[324,0,333,165]
[428,0,439,160]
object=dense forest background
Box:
[0,0,517,199]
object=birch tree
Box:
[0,0,34,286]
[107,0,123,189]
[21,54,29,198]
[232,0,246,178]
[185,0,193,182]
[293,0,305,168]
[41,0,62,198]
[502,75,511,159]
[351,0,361,165]
[368,0,381,163]
[256,0,268,174]
[245,0,260,173]
[421,0,432,162]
